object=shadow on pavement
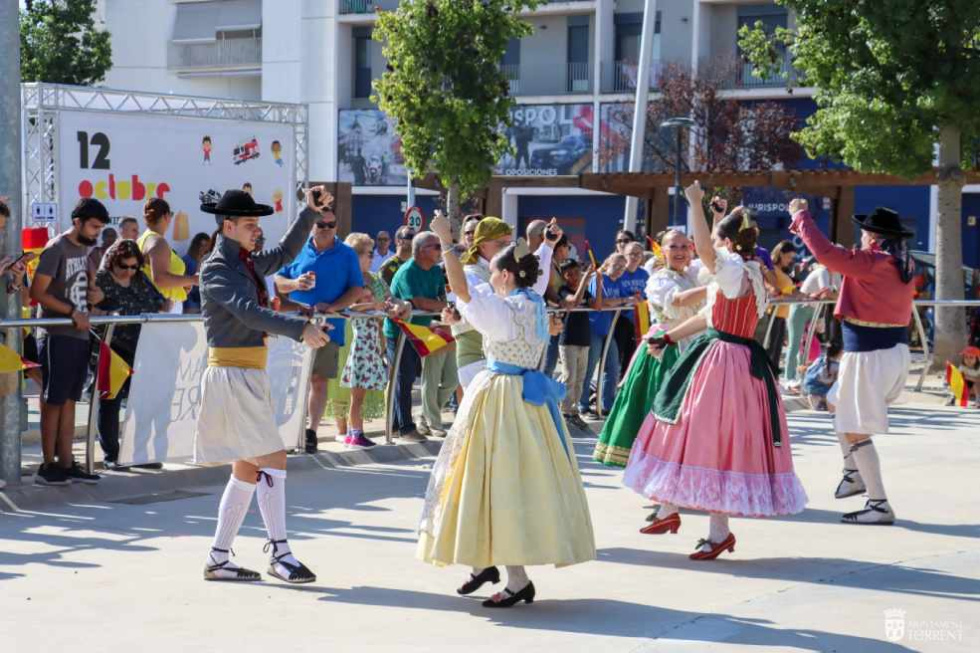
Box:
[597,547,980,603]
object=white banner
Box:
[116,322,311,465]
[57,110,296,254]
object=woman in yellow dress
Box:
[419,213,595,609]
[137,198,199,313]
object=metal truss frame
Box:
[21,83,308,214]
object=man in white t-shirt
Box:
[370,231,392,273]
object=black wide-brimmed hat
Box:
[200,189,274,218]
[852,207,914,239]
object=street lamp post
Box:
[660,117,696,226]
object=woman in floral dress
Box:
[340,233,408,448]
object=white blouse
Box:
[645,260,704,329]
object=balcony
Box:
[500,62,593,97]
[167,37,262,72]
[602,60,665,94]
[339,0,399,14]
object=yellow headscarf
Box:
[460,217,513,265]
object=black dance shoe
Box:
[482,582,535,608]
[457,566,500,595]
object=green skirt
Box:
[592,344,680,467]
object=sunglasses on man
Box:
[315,220,337,230]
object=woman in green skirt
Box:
[593,230,707,466]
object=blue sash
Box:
[486,359,569,457]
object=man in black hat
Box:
[790,200,916,525]
[195,186,331,583]
[30,198,109,486]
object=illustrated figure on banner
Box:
[202,135,212,165]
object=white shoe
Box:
[834,469,866,499]
[842,499,895,525]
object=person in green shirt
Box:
[385,232,450,441]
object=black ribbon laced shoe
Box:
[457,566,500,596]
[482,582,536,608]
[834,469,866,499]
[203,547,262,582]
[264,539,317,584]
[842,499,895,525]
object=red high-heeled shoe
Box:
[639,512,681,535]
[689,533,736,561]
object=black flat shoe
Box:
[482,582,535,608]
[457,566,500,595]
[264,539,316,584]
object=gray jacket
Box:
[200,208,317,348]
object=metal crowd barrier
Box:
[2,299,977,476]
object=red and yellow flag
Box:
[946,362,969,407]
[97,342,132,400]
[633,298,651,338]
[0,343,40,374]
[646,235,664,262]
[395,320,455,358]
[583,239,599,270]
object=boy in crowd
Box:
[557,259,596,430]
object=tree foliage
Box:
[738,0,980,176]
[600,62,802,174]
[373,0,540,217]
[20,0,112,86]
[739,0,980,363]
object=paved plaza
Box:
[1,405,978,652]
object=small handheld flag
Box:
[395,320,455,358]
[633,298,651,338]
[583,239,599,270]
[0,343,40,374]
[97,342,133,400]
[646,235,663,262]
[945,361,969,407]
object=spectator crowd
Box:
[2,191,976,487]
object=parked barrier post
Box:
[84,324,115,475]
[911,307,931,392]
[385,332,406,445]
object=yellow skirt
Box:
[417,370,596,568]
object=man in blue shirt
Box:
[615,241,651,377]
[275,210,364,453]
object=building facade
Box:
[96,0,977,268]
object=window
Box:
[736,4,789,85]
[614,11,661,63]
[567,15,591,92]
[502,38,521,67]
[354,27,373,99]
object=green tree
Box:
[373,0,540,228]
[20,0,112,86]
[739,1,980,365]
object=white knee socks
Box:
[505,565,530,593]
[256,468,300,570]
[209,475,256,567]
[850,440,887,502]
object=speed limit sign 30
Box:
[404,206,425,231]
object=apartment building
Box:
[96,0,975,262]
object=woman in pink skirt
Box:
[623,181,807,560]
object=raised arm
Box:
[686,181,716,273]
[430,212,470,304]
[789,200,877,279]
[253,188,330,277]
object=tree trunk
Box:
[446,181,462,238]
[932,123,967,369]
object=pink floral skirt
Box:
[623,340,808,517]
